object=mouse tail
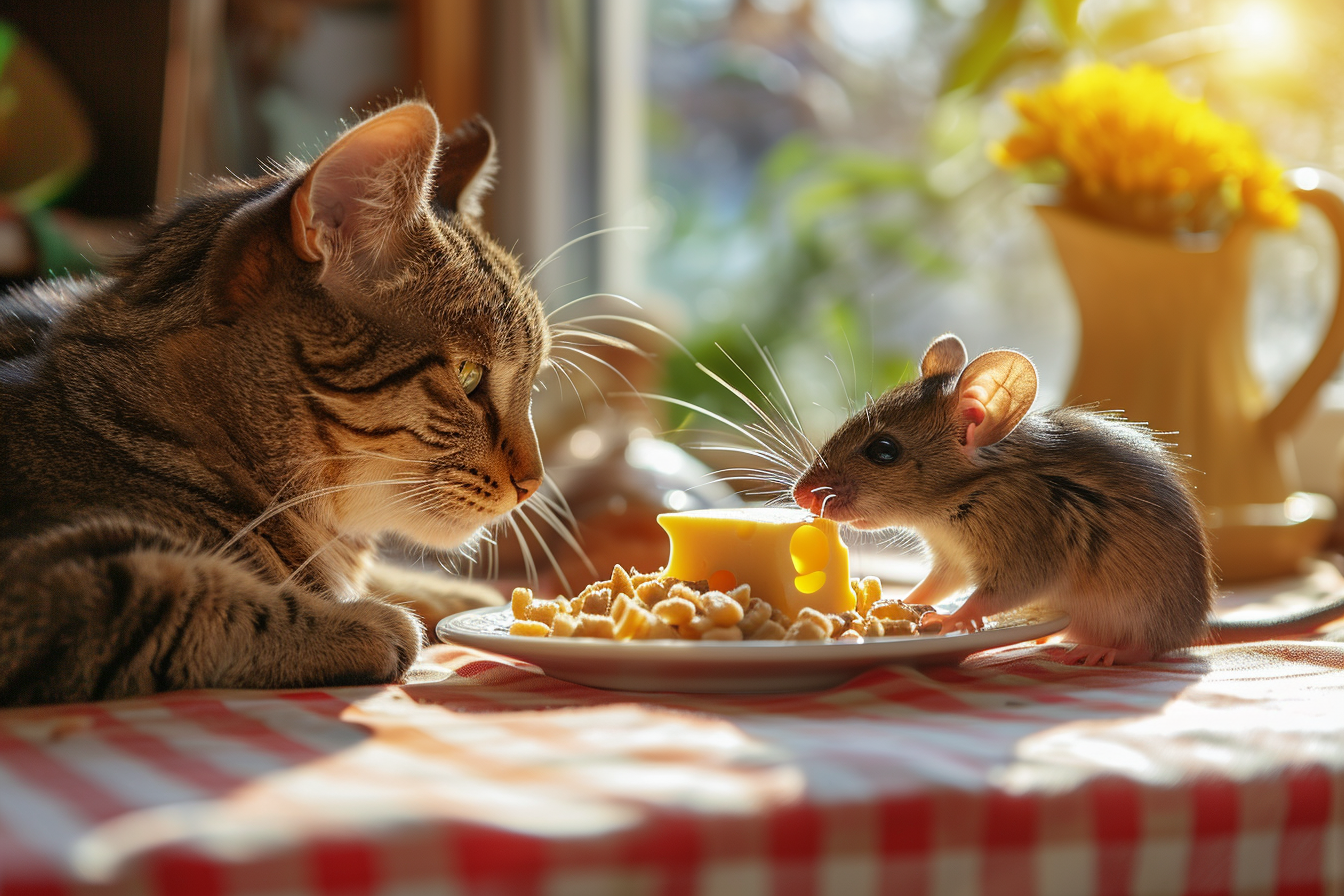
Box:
[1199,592,1344,645]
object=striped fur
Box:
[0,101,549,705]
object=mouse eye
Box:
[863,436,902,465]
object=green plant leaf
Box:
[759,135,824,189]
[941,0,1026,95]
[786,179,862,231]
[1039,0,1083,39]
[829,152,925,192]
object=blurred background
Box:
[4,0,1344,589]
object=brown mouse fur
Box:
[794,333,1222,665]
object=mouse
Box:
[792,333,1344,665]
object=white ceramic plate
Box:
[436,607,1070,694]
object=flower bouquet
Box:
[990,62,1297,235]
[984,62,1344,581]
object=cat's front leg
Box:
[364,560,504,635]
[0,520,423,705]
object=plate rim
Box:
[436,605,1071,662]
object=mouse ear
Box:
[920,334,968,378]
[955,350,1037,452]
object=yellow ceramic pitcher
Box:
[1037,168,1344,581]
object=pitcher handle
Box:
[1263,167,1344,436]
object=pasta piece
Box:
[502,564,932,644]
[703,592,745,627]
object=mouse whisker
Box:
[740,328,823,462]
[695,360,810,469]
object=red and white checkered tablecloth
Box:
[0,640,1341,895]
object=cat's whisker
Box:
[279,480,442,589]
[503,514,540,589]
[549,356,606,409]
[550,345,649,410]
[349,448,438,466]
[437,553,465,579]
[438,536,482,580]
[544,356,592,411]
[488,527,500,581]
[551,314,693,359]
[449,527,488,581]
[530,484,581,532]
[541,276,587,308]
[551,330,649,358]
[528,225,648,282]
[282,534,346,590]
[545,291,642,322]
[518,496,596,580]
[512,508,577,596]
[215,477,434,560]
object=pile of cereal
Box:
[507,566,937,643]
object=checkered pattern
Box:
[1,640,1342,895]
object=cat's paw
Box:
[326,597,425,685]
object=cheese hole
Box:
[789,523,830,575]
[735,520,759,539]
[708,569,737,592]
[795,570,827,594]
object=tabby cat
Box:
[0,101,548,705]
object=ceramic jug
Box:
[1036,168,1344,581]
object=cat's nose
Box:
[513,477,542,504]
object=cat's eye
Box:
[863,436,901,465]
[458,360,484,394]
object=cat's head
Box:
[209,101,549,552]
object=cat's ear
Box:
[290,101,441,268]
[437,116,497,220]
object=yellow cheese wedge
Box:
[656,507,856,618]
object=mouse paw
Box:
[1061,644,1154,666]
[933,607,986,634]
[1062,644,1117,666]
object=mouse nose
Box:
[793,482,821,512]
[513,477,542,504]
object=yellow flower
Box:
[991,63,1297,233]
